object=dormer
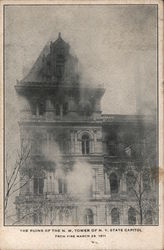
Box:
[50,32,69,60]
[50,33,70,80]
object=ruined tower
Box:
[15,33,157,225]
[15,33,106,225]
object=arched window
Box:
[126,172,136,193]
[110,173,119,194]
[84,209,94,225]
[82,134,90,155]
[128,207,136,225]
[145,210,153,224]
[111,208,120,225]
[56,104,60,116]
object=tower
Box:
[14,33,157,226]
[15,33,106,225]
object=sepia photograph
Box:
[4,4,158,226]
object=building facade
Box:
[15,33,158,225]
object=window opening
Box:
[111,208,120,225]
[34,177,44,195]
[128,207,136,225]
[82,134,90,155]
[84,209,94,225]
[110,173,119,194]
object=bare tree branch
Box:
[5,140,31,212]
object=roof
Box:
[20,33,76,85]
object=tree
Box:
[5,140,32,223]
[125,119,158,225]
[126,162,157,225]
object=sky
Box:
[5,5,157,114]
[5,5,157,148]
[5,3,158,155]
[4,4,157,224]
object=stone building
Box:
[15,33,158,225]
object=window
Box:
[58,179,63,194]
[59,140,67,154]
[33,212,42,225]
[63,103,68,115]
[126,172,136,193]
[34,177,44,195]
[58,48,65,55]
[30,100,45,116]
[57,48,65,61]
[128,207,136,225]
[111,208,120,225]
[65,209,71,223]
[145,210,153,224]
[82,134,90,155]
[58,179,67,194]
[84,209,94,225]
[56,104,60,116]
[143,172,151,191]
[30,101,37,115]
[107,133,117,156]
[56,65,64,78]
[110,173,119,194]
[38,100,45,116]
[59,210,63,224]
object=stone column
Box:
[29,178,33,195]
[74,131,79,154]
[105,205,109,225]
[120,174,126,194]
[43,176,48,193]
[92,169,97,198]
[45,99,54,120]
[105,173,110,195]
[47,173,51,193]
[93,207,97,225]
[70,131,75,154]
[52,172,55,193]
[55,176,58,194]
[122,205,128,224]
[93,131,97,153]
[46,132,50,156]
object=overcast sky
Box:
[5,4,157,148]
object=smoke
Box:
[42,139,61,167]
[42,138,93,199]
[66,160,93,198]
